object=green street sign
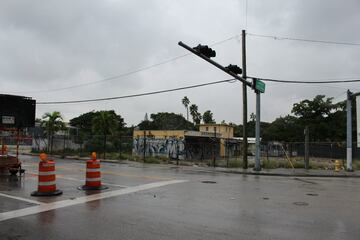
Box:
[254,79,265,93]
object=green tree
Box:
[262,115,302,142]
[189,104,202,125]
[203,110,215,124]
[138,112,194,130]
[291,95,343,141]
[69,111,98,135]
[70,110,125,156]
[41,111,65,153]
[92,111,124,159]
[182,96,190,121]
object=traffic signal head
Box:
[193,44,216,58]
[225,64,242,75]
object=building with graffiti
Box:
[132,124,242,160]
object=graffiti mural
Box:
[133,137,185,159]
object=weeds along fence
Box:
[179,141,360,169]
[28,134,360,169]
[221,141,360,169]
[31,134,134,159]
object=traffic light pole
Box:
[178,39,258,170]
[254,91,261,171]
[242,29,248,169]
[345,89,360,171]
[346,90,352,171]
[178,42,252,87]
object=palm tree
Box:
[92,111,119,159]
[203,110,215,124]
[41,111,65,154]
[189,104,201,124]
[182,96,190,121]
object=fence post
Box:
[103,134,107,160]
[118,135,122,160]
[62,132,66,158]
[304,126,309,169]
[226,140,229,168]
[266,143,269,168]
[213,140,216,167]
[143,130,146,162]
[176,143,179,166]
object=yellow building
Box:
[199,124,234,139]
[133,130,186,139]
[199,124,234,156]
[133,124,236,159]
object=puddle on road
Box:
[293,201,309,206]
[201,180,217,184]
[293,178,317,185]
[306,193,319,196]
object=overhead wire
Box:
[37,78,237,105]
[247,32,360,46]
[36,75,360,105]
[9,35,239,95]
[251,77,360,84]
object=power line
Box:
[252,77,360,84]
[245,0,248,30]
[37,78,237,105]
[247,32,360,46]
[10,35,239,95]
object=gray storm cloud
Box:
[0,0,359,125]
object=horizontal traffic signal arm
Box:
[178,41,252,87]
[225,64,242,75]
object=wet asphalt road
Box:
[0,155,359,240]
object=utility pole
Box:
[177,39,265,170]
[242,29,248,169]
[254,90,261,171]
[213,129,216,167]
[346,90,353,171]
[344,89,360,171]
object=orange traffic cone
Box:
[31,153,62,196]
[79,152,108,190]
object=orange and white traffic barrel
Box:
[79,152,108,190]
[31,153,62,196]
[1,145,8,155]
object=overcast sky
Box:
[1,0,360,127]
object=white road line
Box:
[0,179,187,222]
[27,171,130,188]
[0,193,43,205]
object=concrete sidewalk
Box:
[208,167,360,178]
[22,153,359,178]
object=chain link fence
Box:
[221,141,360,169]
[26,133,360,169]
[31,134,134,160]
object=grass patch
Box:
[353,161,360,170]
[227,160,243,168]
[143,157,161,164]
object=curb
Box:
[164,165,360,178]
[23,153,359,178]
[23,153,121,163]
[216,169,360,178]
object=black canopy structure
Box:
[0,94,36,128]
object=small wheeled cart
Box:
[0,94,36,176]
[0,128,25,176]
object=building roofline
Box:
[199,123,233,127]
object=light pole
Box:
[178,40,265,171]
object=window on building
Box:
[214,127,217,132]
[206,127,208,131]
